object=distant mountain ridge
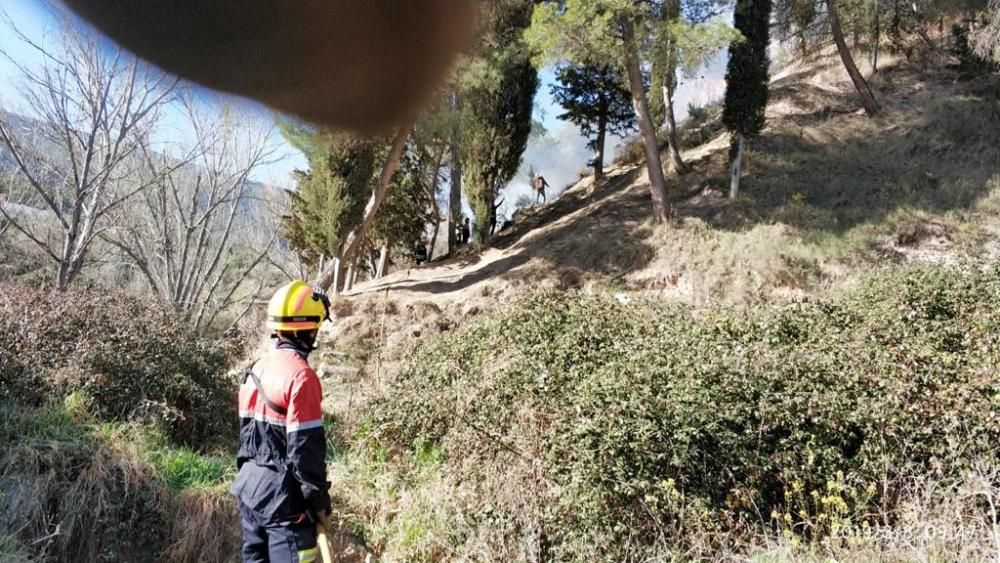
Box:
[0,109,284,218]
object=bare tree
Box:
[0,176,31,241]
[0,17,176,289]
[106,97,281,330]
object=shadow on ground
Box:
[375,62,1000,296]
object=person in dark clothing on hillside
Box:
[533,174,549,204]
[231,280,332,563]
[414,238,429,265]
[461,217,471,244]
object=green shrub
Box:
[952,24,997,74]
[0,283,242,448]
[363,266,1000,560]
[0,350,47,406]
[147,449,231,492]
[686,102,710,125]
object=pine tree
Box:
[528,0,675,223]
[722,0,771,199]
[367,145,437,275]
[649,0,738,175]
[550,64,636,180]
[827,0,880,117]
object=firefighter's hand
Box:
[60,1,479,132]
[309,490,333,518]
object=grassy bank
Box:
[0,398,238,562]
[0,284,244,562]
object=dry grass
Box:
[165,489,241,563]
[627,219,840,307]
[0,441,171,562]
[0,401,241,563]
[747,468,1000,563]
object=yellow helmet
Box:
[266,280,330,332]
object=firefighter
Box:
[231,280,332,563]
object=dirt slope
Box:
[316,48,1000,410]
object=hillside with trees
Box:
[2,0,1000,561]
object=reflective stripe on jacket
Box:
[230,343,327,523]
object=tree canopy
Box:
[723,0,771,144]
[723,0,772,198]
[460,0,539,244]
[551,64,635,179]
[281,126,379,269]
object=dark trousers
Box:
[240,503,318,563]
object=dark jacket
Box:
[231,340,330,523]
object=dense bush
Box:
[365,266,1000,560]
[0,283,242,448]
[952,24,998,74]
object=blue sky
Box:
[0,0,303,186]
[0,0,729,205]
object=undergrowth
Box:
[0,283,242,448]
[339,265,1000,561]
[0,397,239,562]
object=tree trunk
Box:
[890,0,903,52]
[594,100,607,181]
[829,0,880,116]
[448,147,462,254]
[729,133,744,199]
[661,81,689,175]
[447,93,462,255]
[315,124,412,291]
[871,0,881,73]
[56,261,72,291]
[330,257,344,296]
[428,220,440,262]
[426,144,446,261]
[376,244,389,278]
[621,17,672,223]
[658,0,689,175]
[474,203,490,245]
[344,264,354,292]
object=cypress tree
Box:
[462,0,539,244]
[722,0,772,199]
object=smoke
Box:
[500,120,631,219]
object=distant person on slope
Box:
[533,174,550,204]
[461,217,471,245]
[414,237,429,265]
[231,280,332,563]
